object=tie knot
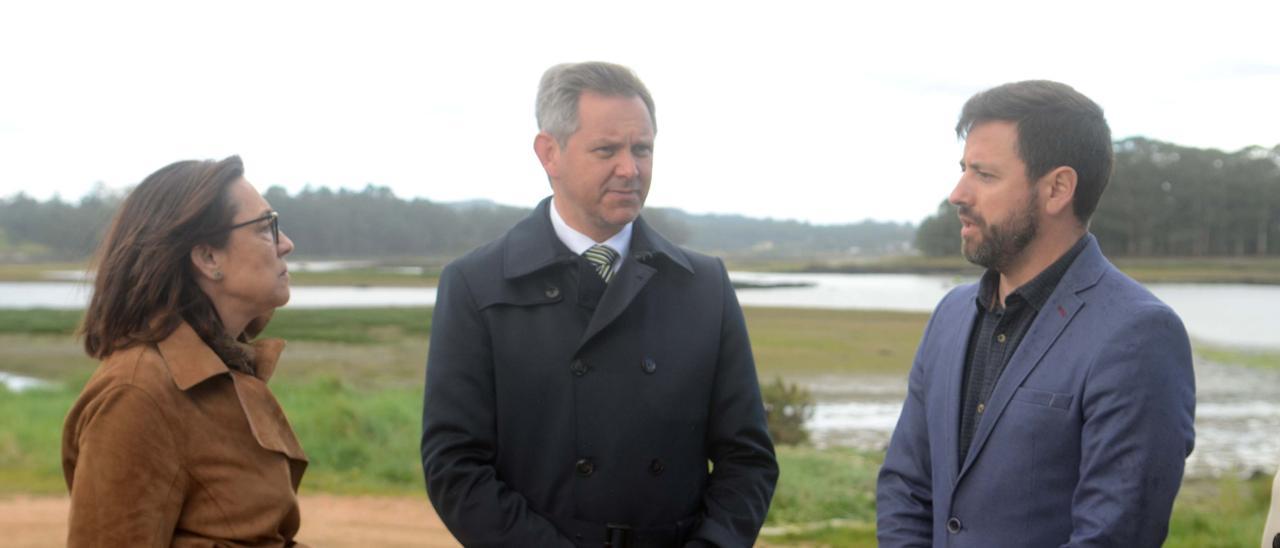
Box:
[583,244,620,283]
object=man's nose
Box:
[948,176,969,207]
[614,151,639,180]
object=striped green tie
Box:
[583,244,621,283]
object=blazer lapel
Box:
[944,299,980,487]
[957,236,1107,481]
[957,290,1083,480]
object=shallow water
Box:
[803,359,1280,478]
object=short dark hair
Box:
[956,80,1113,222]
[81,156,258,373]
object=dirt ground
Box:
[0,494,461,547]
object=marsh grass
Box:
[0,306,1275,544]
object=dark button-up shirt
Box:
[958,235,1089,459]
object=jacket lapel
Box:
[943,294,979,487]
[957,236,1106,481]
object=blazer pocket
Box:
[1012,386,1073,411]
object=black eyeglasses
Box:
[219,211,280,245]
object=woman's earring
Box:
[213,271,223,280]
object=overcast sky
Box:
[1,1,1276,224]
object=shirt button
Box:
[570,359,588,377]
[977,403,985,414]
[996,333,1007,343]
[947,517,963,534]
[575,458,595,477]
[545,286,561,299]
[641,358,657,374]
[649,458,665,475]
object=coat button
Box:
[649,458,664,475]
[545,286,560,299]
[946,517,962,534]
[570,359,587,377]
[641,358,657,374]
[575,458,595,477]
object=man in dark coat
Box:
[420,61,778,548]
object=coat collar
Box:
[156,321,287,391]
[502,196,693,280]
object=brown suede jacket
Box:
[62,322,308,547]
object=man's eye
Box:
[594,147,616,158]
[633,145,652,157]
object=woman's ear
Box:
[190,244,223,281]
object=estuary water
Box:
[3,272,1278,476]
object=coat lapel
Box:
[957,236,1106,481]
[576,259,655,352]
[574,215,693,354]
[943,294,979,487]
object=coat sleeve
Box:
[685,260,780,547]
[1262,467,1280,548]
[875,308,942,548]
[1066,304,1195,547]
[420,263,574,548]
[65,385,184,547]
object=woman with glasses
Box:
[62,156,305,546]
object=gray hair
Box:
[536,61,656,145]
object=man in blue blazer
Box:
[877,80,1196,547]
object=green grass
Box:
[287,268,440,287]
[0,385,79,493]
[0,261,88,282]
[0,305,1275,546]
[736,254,1280,285]
[1165,476,1272,548]
[0,309,83,336]
[1114,256,1280,285]
[259,307,431,344]
[766,447,879,525]
[1197,343,1280,370]
[747,308,927,376]
[276,377,424,495]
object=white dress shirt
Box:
[549,197,632,272]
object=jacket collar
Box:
[156,321,287,391]
[503,196,693,280]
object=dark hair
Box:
[956,80,1114,222]
[81,156,257,373]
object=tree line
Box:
[915,137,1280,257]
[5,136,1276,262]
[0,185,912,261]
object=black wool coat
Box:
[421,198,778,547]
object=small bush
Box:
[762,376,814,446]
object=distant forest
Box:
[3,137,1277,262]
[916,137,1280,257]
[0,186,912,262]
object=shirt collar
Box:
[549,197,633,270]
[976,234,1091,312]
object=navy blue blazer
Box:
[877,235,1196,547]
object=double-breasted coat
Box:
[420,198,778,547]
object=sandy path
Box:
[0,494,460,547]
